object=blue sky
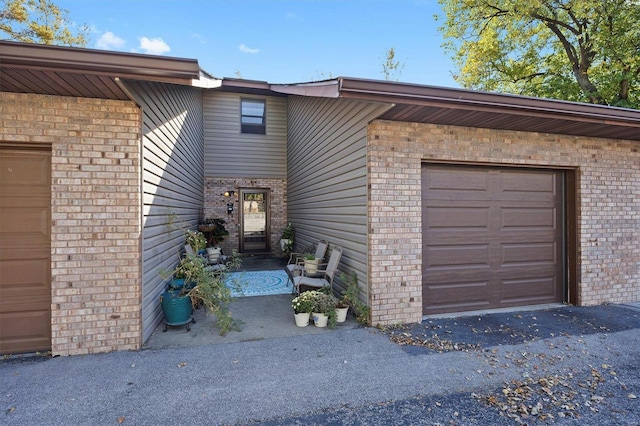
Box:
[56,0,459,87]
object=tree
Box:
[437,0,640,108]
[0,0,88,46]
[381,47,405,81]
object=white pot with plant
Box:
[280,223,295,253]
[303,253,320,275]
[309,290,337,328]
[291,291,315,327]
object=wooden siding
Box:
[287,96,391,300]
[123,80,204,343]
[203,92,287,178]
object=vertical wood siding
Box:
[203,92,287,178]
[123,80,204,342]
[287,96,391,299]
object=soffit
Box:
[338,78,640,142]
[272,78,640,142]
[0,41,201,100]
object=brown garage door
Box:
[422,164,564,315]
[0,147,51,354]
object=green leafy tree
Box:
[381,47,405,81]
[437,0,640,108]
[0,0,89,46]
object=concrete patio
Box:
[143,254,360,350]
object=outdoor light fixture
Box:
[224,190,236,215]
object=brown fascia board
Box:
[0,40,200,84]
[336,77,640,129]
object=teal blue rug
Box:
[225,270,293,297]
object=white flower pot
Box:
[294,312,310,327]
[304,258,320,275]
[336,307,349,323]
[280,239,292,251]
[312,312,328,327]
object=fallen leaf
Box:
[629,394,637,399]
[177,362,187,368]
[6,407,16,414]
[117,417,126,424]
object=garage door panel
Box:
[501,207,557,230]
[423,164,564,315]
[424,280,492,313]
[0,208,50,242]
[426,245,490,268]
[425,207,490,230]
[500,276,561,303]
[501,243,556,264]
[0,153,49,186]
[425,168,490,192]
[500,170,557,192]
[0,309,51,353]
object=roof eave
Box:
[337,77,640,129]
[0,40,200,84]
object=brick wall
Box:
[368,120,640,326]
[204,177,287,255]
[1,93,142,356]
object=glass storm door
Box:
[240,189,270,252]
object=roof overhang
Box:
[272,77,640,141]
[0,40,202,100]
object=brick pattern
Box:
[368,120,640,326]
[1,93,142,356]
[204,177,287,255]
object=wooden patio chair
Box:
[293,245,343,295]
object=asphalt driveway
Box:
[2,303,640,425]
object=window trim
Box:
[240,98,266,135]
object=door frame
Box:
[239,188,271,253]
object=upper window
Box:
[241,99,266,134]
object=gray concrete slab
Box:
[144,294,360,349]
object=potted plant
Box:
[185,229,207,253]
[280,222,295,253]
[291,291,315,327]
[309,290,337,328]
[198,218,229,246]
[161,251,241,335]
[335,296,350,323]
[339,271,370,325]
[303,253,320,275]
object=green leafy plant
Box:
[291,291,315,314]
[303,253,316,261]
[280,223,295,254]
[339,271,370,325]
[168,252,242,335]
[281,222,295,240]
[308,290,338,328]
[185,230,207,252]
[199,218,229,246]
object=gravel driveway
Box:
[2,304,639,425]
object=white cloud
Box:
[96,31,125,50]
[239,43,259,54]
[286,12,303,20]
[191,33,206,44]
[139,37,171,55]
